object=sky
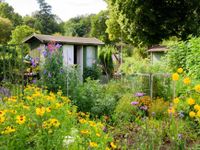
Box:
[5,0,107,21]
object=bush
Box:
[83,65,101,81]
[38,42,80,95]
[167,37,200,79]
[0,85,114,149]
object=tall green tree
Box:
[0,2,23,27]
[90,11,110,43]
[0,17,12,44]
[106,0,200,47]
[34,0,63,34]
[64,15,93,37]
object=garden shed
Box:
[23,34,104,75]
[148,45,168,64]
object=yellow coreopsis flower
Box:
[177,68,183,73]
[46,107,51,113]
[89,142,98,148]
[0,116,5,124]
[197,111,200,117]
[106,147,111,150]
[110,142,117,149]
[194,104,200,111]
[36,107,45,116]
[168,107,175,114]
[189,111,196,118]
[183,77,191,85]
[173,98,179,104]
[172,73,179,81]
[80,130,89,135]
[1,126,16,134]
[16,115,26,124]
[79,118,87,124]
[187,98,195,105]
[0,110,5,116]
[194,84,200,93]
[96,133,101,137]
[50,118,60,127]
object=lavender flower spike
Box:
[131,101,139,105]
[135,92,145,97]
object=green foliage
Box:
[90,11,110,43]
[113,93,137,123]
[148,98,169,119]
[39,43,80,95]
[0,17,12,44]
[106,0,200,46]
[0,2,23,27]
[98,46,115,79]
[83,65,102,81]
[167,37,200,79]
[34,0,63,34]
[9,25,38,45]
[64,15,93,37]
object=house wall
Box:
[152,52,165,64]
[63,45,74,66]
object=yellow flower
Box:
[80,130,89,135]
[46,107,51,113]
[0,116,5,124]
[173,98,179,104]
[57,90,62,96]
[197,111,200,117]
[177,68,183,73]
[89,142,98,148]
[50,118,60,127]
[26,96,33,101]
[187,98,195,105]
[110,142,117,149]
[23,105,30,110]
[194,104,200,111]
[16,115,26,124]
[168,107,175,114]
[106,148,111,150]
[183,77,191,85]
[36,107,45,116]
[189,111,196,118]
[79,118,87,124]
[194,84,200,93]
[1,126,16,134]
[55,102,63,109]
[96,133,101,137]
[172,73,179,81]
[0,110,5,116]
[89,121,96,127]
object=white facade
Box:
[63,45,74,66]
[86,46,96,67]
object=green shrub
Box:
[83,65,101,81]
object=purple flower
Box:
[178,111,184,118]
[178,134,182,140]
[31,59,36,67]
[135,92,145,97]
[43,50,48,57]
[37,47,42,51]
[48,72,52,78]
[32,79,37,83]
[43,69,47,74]
[131,101,139,105]
[55,43,62,49]
[140,105,148,111]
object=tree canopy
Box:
[32,0,63,34]
[64,15,93,37]
[106,0,200,46]
[0,2,23,27]
[0,17,12,44]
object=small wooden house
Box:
[148,45,168,64]
[23,34,104,75]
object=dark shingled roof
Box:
[23,34,104,45]
[148,45,168,52]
